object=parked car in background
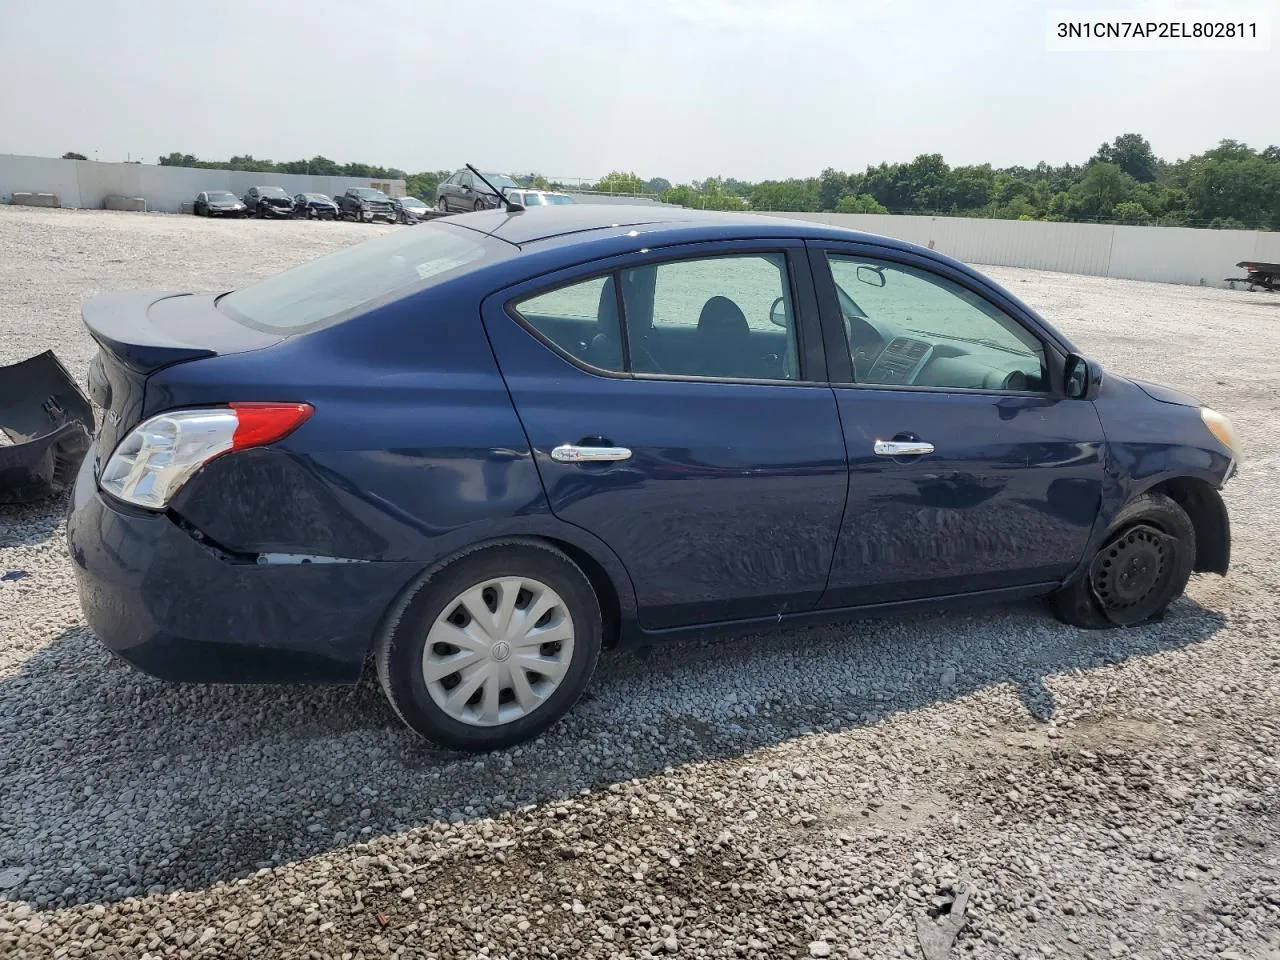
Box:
[506,189,574,207]
[294,193,339,220]
[193,191,247,217]
[337,187,396,223]
[436,169,519,212]
[242,186,294,218]
[67,207,1237,752]
[394,196,431,224]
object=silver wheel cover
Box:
[422,576,575,727]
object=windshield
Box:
[544,194,573,205]
[257,186,287,197]
[353,188,388,200]
[481,173,519,191]
[219,223,510,333]
[207,191,236,201]
[401,197,427,207]
[304,193,330,201]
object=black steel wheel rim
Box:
[1089,524,1177,624]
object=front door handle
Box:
[550,444,633,463]
[874,439,934,457]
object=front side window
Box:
[511,253,801,381]
[826,254,1048,392]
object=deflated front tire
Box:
[1050,491,1196,629]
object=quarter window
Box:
[826,254,1049,392]
[513,276,621,371]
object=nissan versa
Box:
[67,206,1238,751]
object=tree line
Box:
[644,134,1280,229]
[126,135,1280,229]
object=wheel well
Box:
[547,538,623,648]
[1148,476,1230,574]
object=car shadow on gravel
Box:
[0,592,1225,909]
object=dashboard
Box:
[839,289,1046,392]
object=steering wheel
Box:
[845,315,885,380]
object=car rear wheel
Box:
[1049,491,1196,629]
[473,198,486,212]
[376,540,602,751]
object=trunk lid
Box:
[83,291,281,457]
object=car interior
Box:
[514,252,1049,391]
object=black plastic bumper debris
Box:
[0,351,93,503]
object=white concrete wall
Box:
[757,211,1273,288]
[0,154,405,213]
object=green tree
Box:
[945,164,995,211]
[594,170,647,194]
[1092,133,1159,183]
[661,182,745,211]
[646,177,672,194]
[749,179,819,212]
[836,193,888,214]
[1187,155,1280,228]
[1112,200,1154,225]
[62,151,88,161]
[405,170,451,200]
[1069,162,1136,219]
[818,168,852,211]
[158,152,200,167]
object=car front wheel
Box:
[376,540,602,750]
[1050,491,1196,629]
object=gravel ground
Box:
[0,206,1277,960]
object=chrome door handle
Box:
[874,439,934,457]
[550,444,632,463]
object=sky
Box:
[1,0,1276,183]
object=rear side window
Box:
[219,223,509,332]
[510,252,801,382]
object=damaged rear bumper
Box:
[0,350,93,503]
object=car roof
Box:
[446,204,910,250]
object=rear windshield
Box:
[218,223,511,332]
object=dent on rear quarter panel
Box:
[156,286,552,563]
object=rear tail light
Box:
[99,403,312,509]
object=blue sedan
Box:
[67,206,1239,750]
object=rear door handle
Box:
[873,440,934,457]
[550,444,632,463]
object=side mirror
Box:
[769,296,788,328]
[856,265,886,287]
[1063,353,1103,400]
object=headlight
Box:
[100,404,312,509]
[1200,407,1241,461]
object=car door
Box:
[458,172,475,210]
[195,192,206,214]
[808,242,1105,607]
[482,241,849,630]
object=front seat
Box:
[695,296,754,378]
